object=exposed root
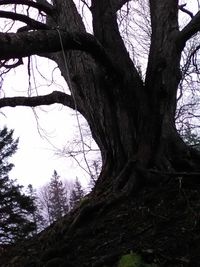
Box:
[113,159,147,195]
[68,150,200,236]
[67,200,105,234]
[112,159,166,197]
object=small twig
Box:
[0,58,23,69]
[179,4,194,19]
[0,10,49,30]
[80,0,91,10]
[0,0,54,15]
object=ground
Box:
[1,175,200,267]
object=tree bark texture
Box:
[0,0,200,194]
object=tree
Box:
[0,1,200,198]
[26,184,46,234]
[37,170,70,226]
[0,127,36,244]
[37,183,52,227]
[69,177,85,209]
[2,2,200,266]
[56,120,102,186]
[48,170,69,221]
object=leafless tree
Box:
[37,183,52,226]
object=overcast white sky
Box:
[0,0,98,190]
[0,57,96,189]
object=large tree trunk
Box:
[43,0,200,196]
[0,0,199,196]
[2,1,200,266]
[43,0,198,196]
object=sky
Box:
[0,0,98,191]
[0,57,98,190]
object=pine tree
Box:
[69,177,84,210]
[0,127,37,244]
[48,170,69,222]
[26,184,46,234]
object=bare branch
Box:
[179,11,200,48]
[113,0,132,12]
[0,11,49,30]
[0,0,54,15]
[91,0,143,88]
[80,0,91,10]
[0,58,23,69]
[181,44,200,78]
[0,29,117,76]
[0,91,76,110]
[17,25,34,32]
[179,4,193,19]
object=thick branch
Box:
[112,0,131,12]
[0,91,76,110]
[0,0,54,15]
[91,0,143,88]
[0,11,49,30]
[179,11,200,49]
[0,29,117,75]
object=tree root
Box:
[112,160,161,197]
[67,157,200,236]
[67,200,105,234]
[113,159,147,195]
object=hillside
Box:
[1,176,200,267]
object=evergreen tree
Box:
[26,184,46,234]
[0,127,37,244]
[69,177,85,210]
[48,170,69,222]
